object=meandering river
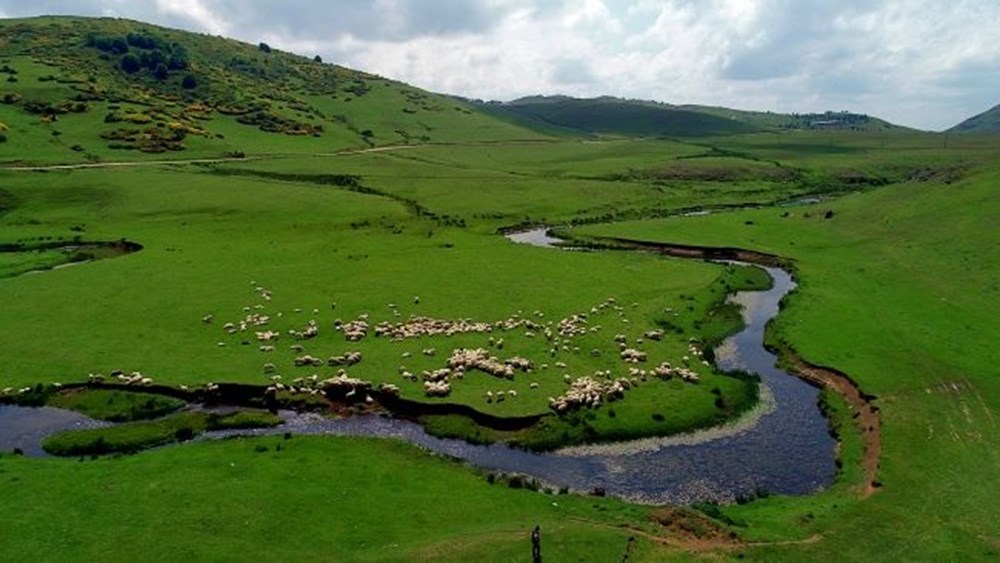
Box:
[0,228,836,504]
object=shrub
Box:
[120,54,141,74]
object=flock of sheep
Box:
[3,282,715,424]
[198,283,709,414]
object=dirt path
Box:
[1,139,559,171]
[588,235,882,497]
[2,155,270,172]
[569,510,824,554]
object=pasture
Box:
[2,39,998,556]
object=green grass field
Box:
[574,158,1000,559]
[1,14,998,562]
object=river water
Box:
[0,228,836,504]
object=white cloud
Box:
[0,0,998,129]
[154,0,229,35]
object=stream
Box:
[0,228,836,505]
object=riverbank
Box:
[559,228,881,497]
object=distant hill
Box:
[471,95,907,138]
[474,96,759,138]
[680,105,907,132]
[0,16,538,164]
[948,104,1000,133]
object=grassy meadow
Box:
[1,130,996,559]
[1,14,998,562]
[574,152,1000,559]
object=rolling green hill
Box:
[948,103,1000,133]
[680,104,908,132]
[476,95,759,137]
[473,95,906,138]
[0,16,542,165]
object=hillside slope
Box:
[948,103,1000,133]
[477,95,759,137]
[474,95,907,138]
[681,104,908,132]
[0,16,542,165]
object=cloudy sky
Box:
[2,0,998,130]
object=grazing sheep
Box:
[202,314,214,324]
[378,383,401,397]
[423,380,450,397]
[529,382,540,390]
[447,348,515,379]
[620,348,647,363]
[547,376,630,413]
[644,329,665,341]
[328,351,363,367]
[422,368,451,383]
[294,355,325,367]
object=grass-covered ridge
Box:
[948,103,1000,133]
[0,16,543,165]
[475,95,908,138]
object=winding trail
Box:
[0,139,559,172]
[2,155,270,172]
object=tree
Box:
[168,43,189,70]
[153,63,169,81]
[120,54,141,74]
[181,74,198,89]
[258,42,271,53]
[313,55,322,63]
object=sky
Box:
[1,0,998,131]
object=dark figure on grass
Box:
[531,525,541,562]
